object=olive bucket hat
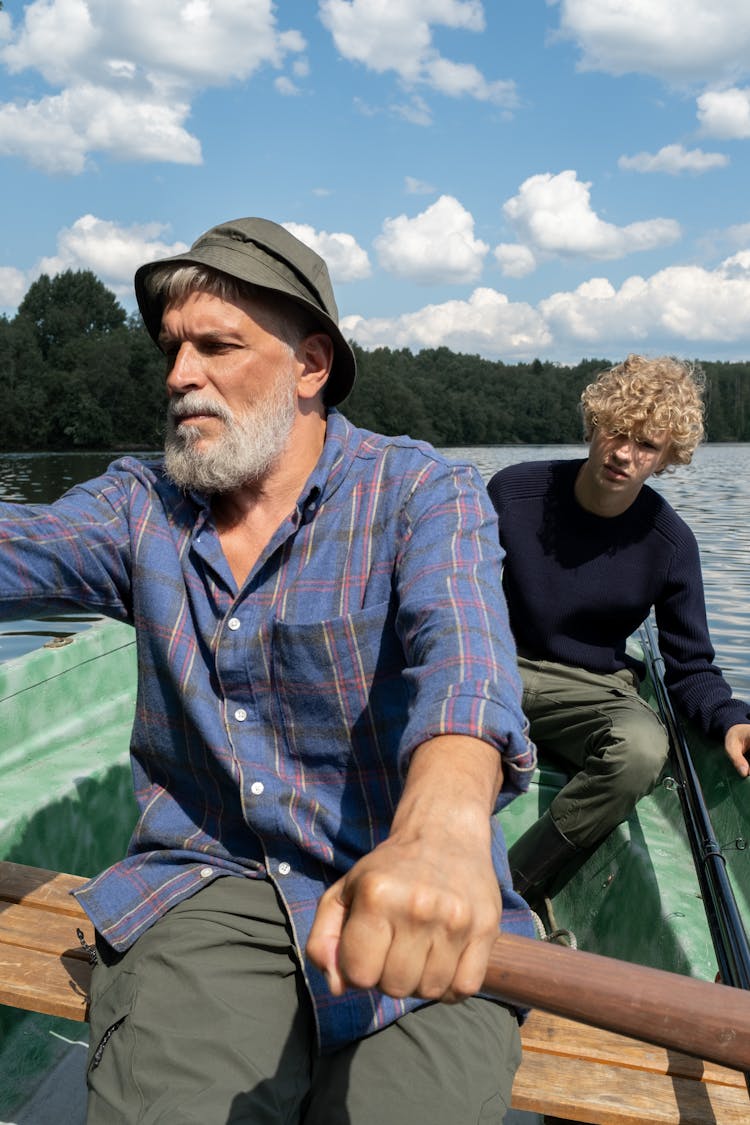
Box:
[134,217,357,405]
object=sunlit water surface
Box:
[1,445,749,703]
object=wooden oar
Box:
[3,860,748,1073]
[483,930,750,1073]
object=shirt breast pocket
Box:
[270,602,409,773]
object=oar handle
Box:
[483,931,750,1073]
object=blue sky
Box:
[1,0,750,364]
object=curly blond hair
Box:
[580,354,705,469]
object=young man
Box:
[0,218,535,1124]
[487,354,750,906]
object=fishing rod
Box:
[640,618,750,998]
[641,618,750,1096]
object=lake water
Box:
[1,445,749,702]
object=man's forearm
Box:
[391,734,504,841]
[306,734,504,1002]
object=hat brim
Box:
[134,241,356,406]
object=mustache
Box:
[168,394,234,425]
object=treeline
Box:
[2,269,750,449]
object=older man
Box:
[0,218,535,1125]
[488,354,750,908]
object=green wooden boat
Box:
[0,617,138,1120]
[502,625,750,991]
[0,616,748,1121]
[503,628,750,986]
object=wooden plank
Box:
[511,1050,750,1124]
[520,1010,746,1090]
[0,860,88,914]
[0,947,90,1021]
[0,861,93,1020]
[1,861,747,1122]
[0,900,94,960]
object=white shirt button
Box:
[251,781,264,796]
[199,867,213,878]
[234,708,247,722]
[278,862,291,876]
[228,617,241,631]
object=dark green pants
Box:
[85,876,521,1125]
[519,657,669,849]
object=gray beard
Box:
[164,375,297,494]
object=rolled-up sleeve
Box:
[393,456,536,801]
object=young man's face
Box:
[582,426,671,512]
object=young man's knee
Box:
[615,734,669,797]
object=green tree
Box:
[9,271,163,450]
[0,315,48,448]
[17,270,126,362]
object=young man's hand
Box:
[725,723,750,778]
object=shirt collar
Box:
[294,409,360,520]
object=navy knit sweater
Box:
[487,459,750,739]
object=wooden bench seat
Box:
[0,860,747,1123]
[514,1010,748,1123]
[0,860,93,1021]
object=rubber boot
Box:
[508,810,578,908]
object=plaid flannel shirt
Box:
[0,410,536,1050]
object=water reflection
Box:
[0,451,155,504]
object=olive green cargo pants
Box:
[519,656,670,849]
[85,875,521,1125]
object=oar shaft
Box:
[483,932,750,1072]
[642,619,750,994]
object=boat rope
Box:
[76,926,98,966]
[530,897,578,949]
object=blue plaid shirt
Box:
[0,410,536,1050]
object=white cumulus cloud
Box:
[554,0,750,85]
[0,266,28,309]
[374,195,488,284]
[494,243,537,278]
[404,174,434,194]
[282,223,371,283]
[274,75,301,95]
[36,215,189,295]
[341,251,750,362]
[0,85,200,174]
[3,0,298,87]
[392,94,433,127]
[502,170,681,263]
[726,222,750,247]
[540,256,750,347]
[318,0,517,107]
[697,87,750,138]
[405,176,436,195]
[618,143,728,175]
[0,0,305,172]
[342,288,551,357]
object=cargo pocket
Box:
[86,967,137,1082]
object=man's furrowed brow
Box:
[158,327,238,349]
